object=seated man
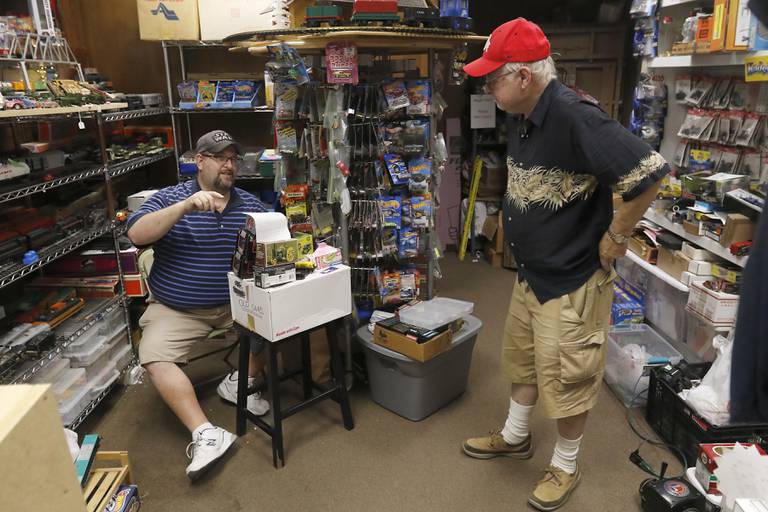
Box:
[127,130,269,480]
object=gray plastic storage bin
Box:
[356,315,482,421]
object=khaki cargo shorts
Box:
[502,268,616,419]
[138,299,233,365]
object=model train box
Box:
[253,263,297,288]
[373,317,452,362]
[136,0,199,41]
[254,239,299,268]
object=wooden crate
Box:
[83,451,133,512]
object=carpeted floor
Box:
[81,253,680,511]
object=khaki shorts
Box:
[502,268,616,419]
[138,300,233,365]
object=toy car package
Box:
[266,43,309,85]
[407,80,431,115]
[401,197,412,228]
[104,485,140,512]
[382,122,404,153]
[177,81,197,103]
[198,80,216,103]
[276,121,298,153]
[399,228,419,258]
[215,81,236,103]
[276,83,298,120]
[384,153,409,186]
[326,42,359,85]
[399,270,420,300]
[382,227,398,255]
[402,119,430,155]
[380,271,401,305]
[382,80,409,111]
[408,157,431,195]
[380,196,402,229]
[411,196,432,229]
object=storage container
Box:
[617,255,689,343]
[31,357,70,384]
[356,315,482,421]
[398,297,474,331]
[64,334,110,369]
[52,368,86,402]
[86,362,119,400]
[96,307,126,336]
[646,364,768,466]
[58,384,90,427]
[110,343,133,371]
[685,308,730,362]
[604,324,683,408]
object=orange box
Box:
[710,0,729,52]
[726,0,752,51]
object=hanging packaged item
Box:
[632,17,659,58]
[399,228,419,258]
[686,77,716,107]
[382,80,410,111]
[411,196,432,229]
[380,196,403,229]
[275,83,299,119]
[402,119,430,155]
[276,121,298,153]
[630,0,658,18]
[408,157,431,195]
[325,42,359,85]
[384,153,409,186]
[406,80,431,115]
[266,43,309,85]
[380,271,401,305]
[399,269,420,301]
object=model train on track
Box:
[304,0,473,31]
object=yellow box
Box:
[726,0,752,51]
[135,0,199,41]
[710,0,729,52]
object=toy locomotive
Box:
[303,0,473,31]
[351,0,399,25]
[304,1,344,27]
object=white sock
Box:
[192,422,215,439]
[550,434,582,474]
[231,370,256,387]
[501,398,534,445]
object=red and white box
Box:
[695,443,767,495]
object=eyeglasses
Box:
[482,71,518,94]
[201,152,244,167]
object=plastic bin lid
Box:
[608,324,683,363]
[398,297,475,331]
[64,334,108,360]
[356,315,482,363]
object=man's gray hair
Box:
[501,56,558,84]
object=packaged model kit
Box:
[254,239,299,268]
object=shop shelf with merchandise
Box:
[646,50,768,69]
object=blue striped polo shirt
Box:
[127,179,267,309]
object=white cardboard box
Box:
[682,242,715,261]
[687,281,739,326]
[198,0,291,41]
[229,265,351,342]
[127,189,158,212]
[687,259,713,276]
[681,271,713,287]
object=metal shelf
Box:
[100,107,169,122]
[107,150,174,179]
[643,208,749,268]
[3,295,125,384]
[0,164,105,205]
[647,51,768,68]
[169,107,274,114]
[0,224,113,289]
[67,358,134,430]
[0,103,129,124]
[625,250,689,293]
[660,0,709,7]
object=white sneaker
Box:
[217,371,270,416]
[185,426,236,480]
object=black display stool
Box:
[234,317,354,468]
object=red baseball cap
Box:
[464,18,551,77]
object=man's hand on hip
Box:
[184,191,226,213]
[599,231,627,271]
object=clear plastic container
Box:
[96,307,126,336]
[52,368,86,402]
[87,361,119,399]
[604,324,683,408]
[58,384,90,426]
[398,297,474,331]
[65,334,109,368]
[685,308,730,362]
[80,332,125,379]
[110,343,133,371]
[31,357,71,384]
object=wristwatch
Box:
[607,228,629,245]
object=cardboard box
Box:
[629,234,658,264]
[503,243,517,270]
[657,247,688,282]
[198,0,290,41]
[373,318,452,362]
[127,190,158,212]
[611,285,644,325]
[683,220,704,236]
[484,246,502,268]
[720,213,754,247]
[710,0,729,52]
[229,265,351,342]
[253,264,296,288]
[726,0,752,51]
[681,242,715,261]
[481,212,504,252]
[711,262,741,283]
[136,0,200,41]
[44,247,140,276]
[695,443,766,495]
[254,239,299,268]
[687,280,739,326]
[0,385,87,512]
[681,271,712,287]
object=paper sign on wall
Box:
[470,94,496,129]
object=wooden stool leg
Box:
[267,341,285,468]
[236,331,249,436]
[326,318,354,430]
[301,333,313,400]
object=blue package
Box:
[380,196,402,229]
[399,228,419,258]
[411,195,432,229]
[104,485,140,512]
[611,284,645,326]
[750,15,768,51]
[384,153,409,186]
[408,157,431,195]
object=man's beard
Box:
[213,175,234,192]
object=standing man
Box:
[128,130,270,480]
[460,19,668,510]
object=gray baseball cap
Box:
[194,130,243,155]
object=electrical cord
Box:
[623,371,689,478]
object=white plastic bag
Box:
[681,334,733,425]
